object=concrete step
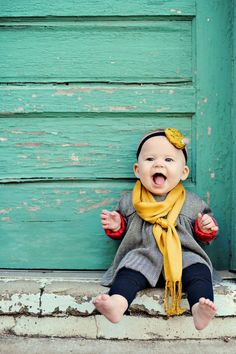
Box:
[0,270,235,340]
[1,336,236,354]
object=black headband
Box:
[136,131,188,162]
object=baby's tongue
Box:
[153,174,165,185]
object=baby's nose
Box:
[154,159,164,167]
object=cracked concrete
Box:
[0,270,235,339]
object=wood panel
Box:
[195,0,232,269]
[0,114,193,180]
[0,0,200,270]
[0,85,195,113]
[0,181,129,269]
[0,19,192,83]
[1,0,196,17]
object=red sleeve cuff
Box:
[105,213,126,239]
[194,218,217,243]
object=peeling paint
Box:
[0,293,40,314]
[156,106,170,112]
[99,88,114,94]
[62,143,89,147]
[28,206,40,212]
[16,142,44,147]
[109,106,137,112]
[54,90,75,97]
[17,154,28,159]
[79,198,115,213]
[41,294,95,316]
[70,153,79,161]
[0,209,12,214]
[1,217,12,222]
[206,192,210,205]
[95,189,110,194]
[170,9,182,15]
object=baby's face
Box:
[133,136,189,196]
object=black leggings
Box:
[108,263,213,311]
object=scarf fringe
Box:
[164,280,186,316]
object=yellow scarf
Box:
[132,180,186,316]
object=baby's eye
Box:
[165,157,174,162]
[146,157,154,161]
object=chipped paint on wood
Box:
[0,115,192,180]
[0,182,127,268]
[0,0,196,17]
[196,0,233,268]
[0,85,195,113]
[0,0,234,270]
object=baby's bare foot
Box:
[192,297,217,330]
[93,294,128,323]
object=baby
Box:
[93,128,218,330]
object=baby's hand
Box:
[100,209,121,232]
[197,213,219,234]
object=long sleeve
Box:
[105,213,126,239]
[194,218,218,243]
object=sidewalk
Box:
[0,270,235,340]
[0,336,236,354]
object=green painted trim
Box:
[196,0,232,269]
[1,0,196,17]
[231,0,236,270]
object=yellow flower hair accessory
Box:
[165,128,188,149]
[136,127,189,161]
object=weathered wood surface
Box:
[0,0,234,269]
[1,0,196,17]
[0,114,192,180]
[232,0,236,270]
[195,0,233,268]
[0,85,195,113]
[0,19,192,83]
[0,182,128,268]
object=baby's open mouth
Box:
[152,173,166,185]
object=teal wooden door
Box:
[0,0,234,270]
[232,0,236,271]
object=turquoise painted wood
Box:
[231,0,236,271]
[195,0,233,269]
[0,0,234,270]
[0,114,193,180]
[1,0,196,17]
[0,19,192,83]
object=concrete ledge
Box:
[0,270,235,339]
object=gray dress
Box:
[102,190,214,287]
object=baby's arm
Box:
[100,209,126,239]
[197,213,218,234]
[194,212,218,243]
[101,209,121,232]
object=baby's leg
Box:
[93,294,128,323]
[192,297,217,330]
[182,263,216,330]
[93,267,149,323]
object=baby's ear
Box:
[133,163,140,178]
[181,165,190,181]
